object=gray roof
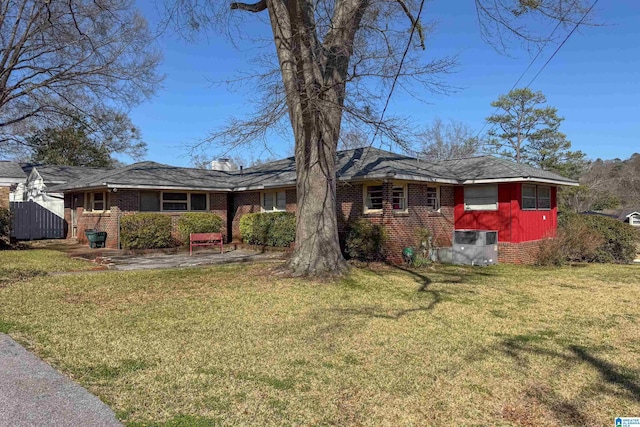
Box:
[0,161,27,183]
[30,165,112,185]
[48,161,237,192]
[49,147,578,192]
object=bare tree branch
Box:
[230,1,267,13]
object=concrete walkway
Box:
[106,248,284,271]
[0,334,122,427]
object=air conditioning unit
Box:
[452,230,498,266]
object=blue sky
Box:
[128,1,639,167]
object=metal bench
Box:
[189,232,223,256]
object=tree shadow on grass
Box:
[497,338,640,426]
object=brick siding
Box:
[65,190,228,249]
[498,240,542,264]
[62,184,543,264]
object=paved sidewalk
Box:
[107,248,284,271]
[0,334,122,427]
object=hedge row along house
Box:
[48,147,578,264]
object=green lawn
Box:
[0,252,638,426]
[0,248,95,288]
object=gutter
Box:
[462,176,579,186]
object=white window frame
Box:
[629,215,640,226]
[261,190,286,212]
[522,184,537,210]
[392,184,408,212]
[464,185,498,211]
[137,191,209,212]
[363,184,384,214]
[537,186,551,210]
[426,186,440,211]
[85,191,109,213]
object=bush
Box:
[176,213,223,244]
[537,213,639,265]
[0,207,10,245]
[120,213,173,249]
[239,212,296,247]
[344,219,387,261]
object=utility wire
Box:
[523,0,598,88]
[476,0,597,140]
[368,0,427,150]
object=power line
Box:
[523,0,599,88]
[368,0,427,149]
[476,0,597,140]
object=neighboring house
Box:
[587,209,640,227]
[49,147,577,264]
[0,161,27,209]
[620,210,640,227]
[19,165,110,218]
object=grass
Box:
[0,257,638,426]
[0,248,95,287]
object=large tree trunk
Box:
[262,0,366,275]
[288,123,347,276]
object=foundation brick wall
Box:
[0,187,9,209]
[498,240,542,264]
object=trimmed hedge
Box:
[120,213,173,249]
[239,212,296,247]
[0,207,10,245]
[176,213,223,244]
[538,213,639,265]
[344,219,388,261]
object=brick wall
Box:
[378,183,455,264]
[65,190,228,249]
[0,186,9,209]
[231,191,261,240]
[498,240,542,264]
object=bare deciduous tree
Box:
[165,0,593,276]
[0,0,162,152]
[418,118,480,160]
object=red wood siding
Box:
[454,183,557,243]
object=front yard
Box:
[0,250,638,426]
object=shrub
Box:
[176,213,223,244]
[537,213,639,265]
[0,207,10,245]
[239,212,296,247]
[120,213,173,249]
[344,219,387,261]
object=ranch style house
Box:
[48,147,578,264]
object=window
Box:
[392,185,407,211]
[464,185,498,211]
[139,191,208,211]
[630,215,640,226]
[93,192,105,211]
[85,192,109,212]
[162,192,188,211]
[140,191,160,212]
[262,191,286,212]
[364,185,383,212]
[191,193,207,211]
[537,186,551,210]
[426,186,439,210]
[522,184,537,210]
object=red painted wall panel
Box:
[454,183,557,243]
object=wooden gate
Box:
[10,201,65,240]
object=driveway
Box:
[0,334,122,427]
